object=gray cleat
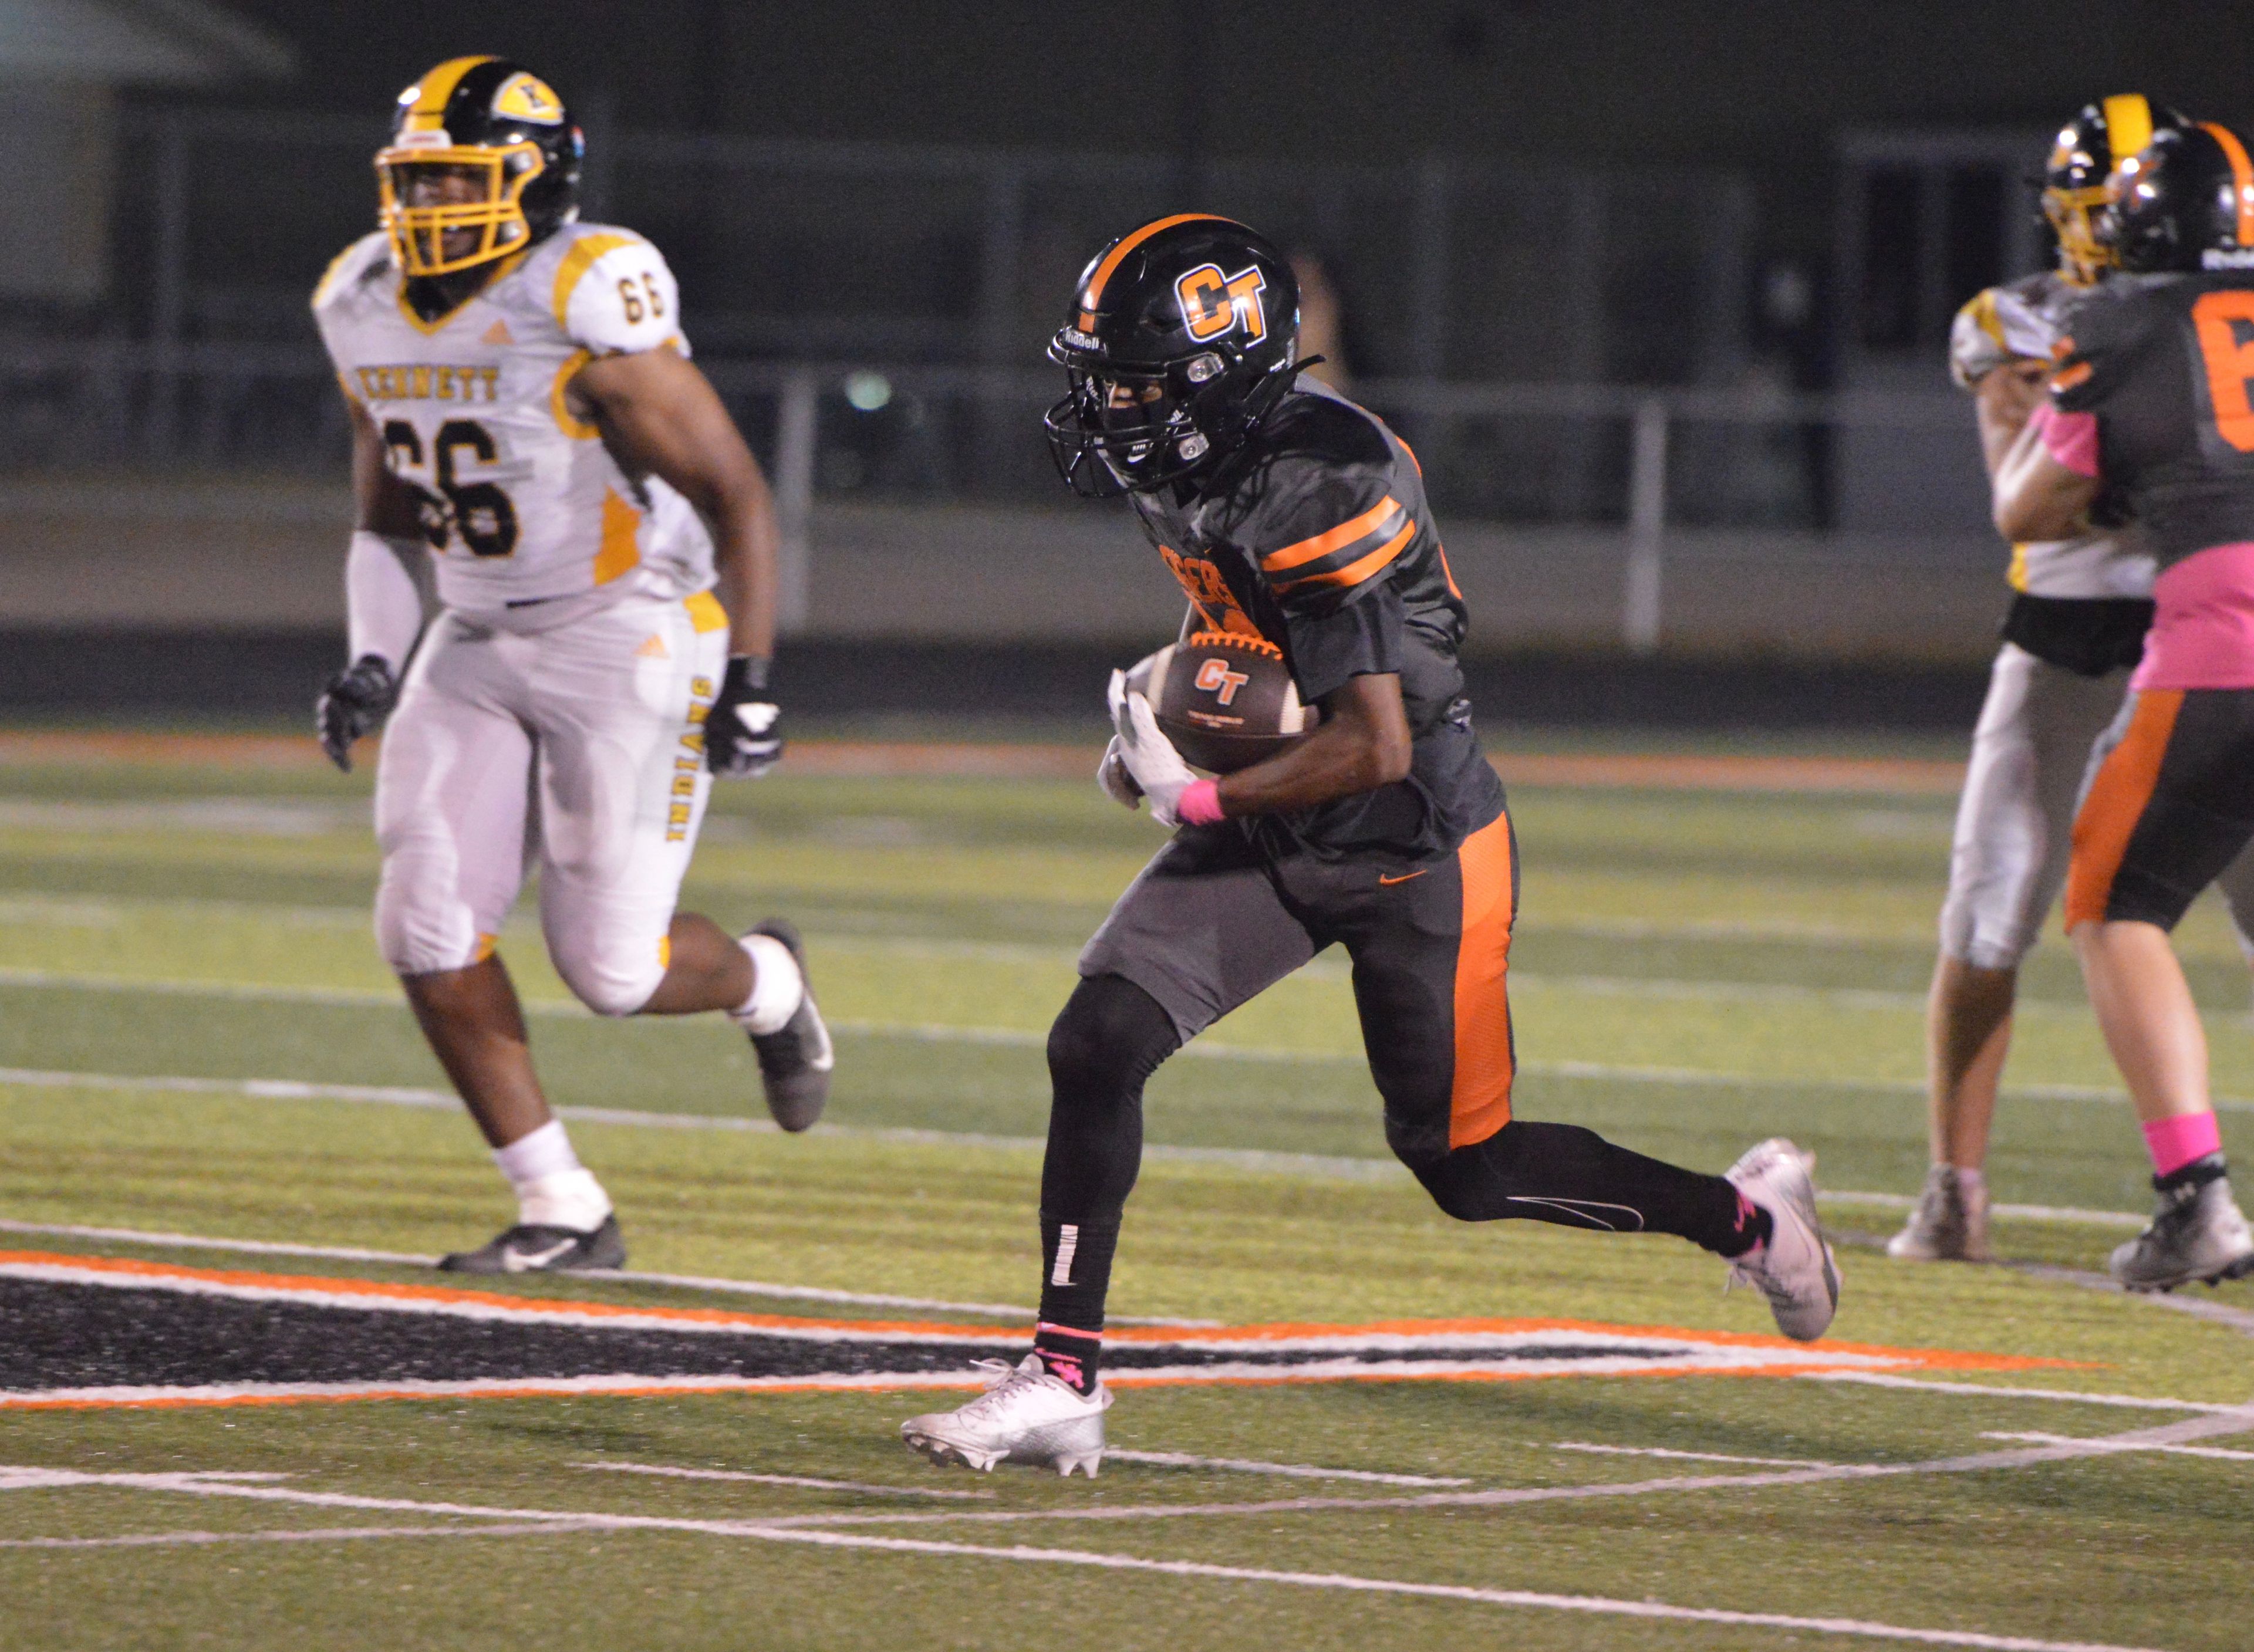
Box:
[743,918,832,1132]
[2108,1170,2254,1292]
[1887,1165,1992,1262]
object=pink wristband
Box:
[1177,778,1224,826]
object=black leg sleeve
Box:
[1410,1120,1764,1257]
[1036,973,1182,1341]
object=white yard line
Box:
[0,1460,2184,1652]
[573,1461,992,1499]
[1551,1442,1843,1468]
[0,1523,585,1550]
[1098,1451,1470,1487]
[0,1217,1209,1327]
[0,1065,2191,1232]
[1800,1372,2254,1413]
[1981,1431,2254,1462]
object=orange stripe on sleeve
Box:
[1449,812,1516,1148]
[2064,690,2183,929]
[1260,498,1402,575]
[1277,519,1416,593]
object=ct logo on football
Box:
[1175,262,1268,342]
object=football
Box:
[1121,630,1312,773]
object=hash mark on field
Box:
[1552,1442,1843,1468]
[1101,1450,1470,1487]
[574,1461,993,1499]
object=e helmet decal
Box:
[491,72,565,124]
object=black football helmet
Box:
[2043,94,2186,284]
[377,56,582,279]
[2103,121,2254,273]
[1045,215,1302,496]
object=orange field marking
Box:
[0,731,1965,795]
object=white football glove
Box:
[1097,734,1143,809]
[1106,668,1197,828]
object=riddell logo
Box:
[2202,248,2254,268]
[1194,657,1250,705]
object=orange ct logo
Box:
[1194,657,1251,705]
[1176,262,1268,342]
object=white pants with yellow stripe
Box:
[374,590,728,1015]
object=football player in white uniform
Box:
[311,56,831,1273]
[1893,94,2254,1262]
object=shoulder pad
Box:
[1259,386,1396,469]
[1949,285,2056,388]
[311,232,392,315]
[538,225,684,356]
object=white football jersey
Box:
[313,222,715,613]
[1949,272,2153,601]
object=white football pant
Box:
[1941,641,2254,971]
[374,593,727,1015]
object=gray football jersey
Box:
[1128,378,1504,860]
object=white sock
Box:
[731,934,804,1035]
[493,1121,612,1232]
[1955,1167,1988,1203]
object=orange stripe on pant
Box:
[1450,812,1516,1148]
[2065,689,2184,930]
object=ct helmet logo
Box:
[1175,262,1268,342]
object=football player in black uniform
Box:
[1996,122,2254,1289]
[900,216,1840,1476]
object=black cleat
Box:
[436,1215,626,1275]
[744,918,832,1132]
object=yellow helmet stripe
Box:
[1077,213,1230,327]
[401,55,498,130]
[2102,93,2154,167]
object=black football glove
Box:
[706,656,784,778]
[316,654,397,773]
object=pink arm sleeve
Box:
[2032,402,2101,479]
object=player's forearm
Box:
[1993,413,2100,541]
[707,478,780,663]
[1215,684,1411,816]
[1973,363,2048,478]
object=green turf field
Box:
[3,731,2252,1652]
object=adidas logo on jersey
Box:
[482,319,514,346]
[636,635,670,660]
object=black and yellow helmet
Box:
[2043,94,2186,285]
[377,56,582,279]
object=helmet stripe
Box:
[401,55,498,129]
[2101,94,2153,167]
[2201,123,2254,248]
[1078,213,1231,325]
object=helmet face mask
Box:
[376,57,581,283]
[377,138,548,278]
[1044,215,1301,498]
[2042,94,2178,285]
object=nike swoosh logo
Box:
[502,1238,577,1272]
[1377,870,1428,886]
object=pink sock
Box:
[2142,1112,2223,1179]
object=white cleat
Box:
[2108,1171,2254,1292]
[900,1354,1112,1478]
[1724,1137,1841,1342]
[1886,1164,1991,1263]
